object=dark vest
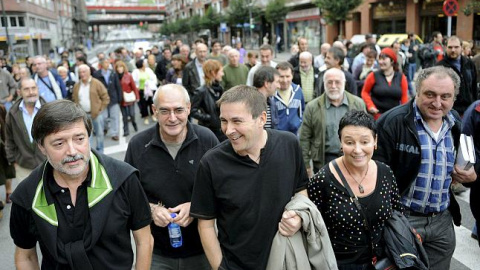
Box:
[371,71,403,113]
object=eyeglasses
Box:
[157,107,187,116]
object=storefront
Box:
[285,7,323,53]
[372,1,407,34]
[420,0,456,40]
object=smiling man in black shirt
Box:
[190,85,309,270]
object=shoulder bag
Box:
[332,160,397,270]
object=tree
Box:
[227,0,262,25]
[463,0,480,16]
[189,15,202,33]
[200,7,222,30]
[265,0,289,25]
[314,0,362,36]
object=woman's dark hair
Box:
[135,59,144,69]
[32,100,92,145]
[338,110,377,139]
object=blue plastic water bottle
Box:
[168,213,182,248]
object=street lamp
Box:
[248,0,254,49]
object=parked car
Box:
[376,34,423,48]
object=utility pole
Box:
[248,0,253,49]
[0,0,14,58]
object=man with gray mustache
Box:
[5,78,46,203]
[9,100,153,269]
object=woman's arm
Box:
[361,72,378,113]
[400,74,409,104]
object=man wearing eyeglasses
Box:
[125,84,219,270]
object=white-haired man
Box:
[299,68,366,178]
[222,49,249,91]
[293,51,320,103]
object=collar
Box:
[300,68,313,76]
[195,59,203,68]
[326,93,348,108]
[413,100,455,129]
[80,77,92,86]
[19,99,42,112]
[31,152,113,226]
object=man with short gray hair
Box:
[375,66,477,270]
[72,64,110,153]
[293,51,320,103]
[300,68,366,178]
[33,56,66,102]
[125,84,218,270]
[222,49,249,91]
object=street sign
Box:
[443,0,458,17]
[220,22,227,33]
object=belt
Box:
[406,210,441,217]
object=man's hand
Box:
[278,210,302,237]
[452,165,477,184]
[150,203,173,227]
[169,202,194,227]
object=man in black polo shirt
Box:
[190,85,309,270]
[125,84,218,269]
[10,100,153,269]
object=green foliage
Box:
[200,7,222,30]
[265,0,289,24]
[161,22,172,36]
[227,0,262,25]
[189,15,202,32]
[314,0,363,24]
[463,0,480,16]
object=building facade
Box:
[338,0,479,46]
[0,0,88,61]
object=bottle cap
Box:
[170,213,177,218]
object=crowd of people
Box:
[0,30,479,270]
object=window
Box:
[18,17,25,27]
[0,17,6,27]
[10,17,17,27]
[29,17,36,28]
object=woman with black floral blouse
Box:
[308,110,402,270]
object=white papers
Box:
[456,134,476,170]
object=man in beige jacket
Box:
[72,64,110,153]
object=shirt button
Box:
[67,205,71,210]
[61,189,65,193]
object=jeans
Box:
[90,113,105,153]
[406,210,455,270]
[102,103,120,137]
[120,104,137,133]
[150,253,210,270]
[407,63,417,82]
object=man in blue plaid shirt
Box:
[374,66,477,270]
